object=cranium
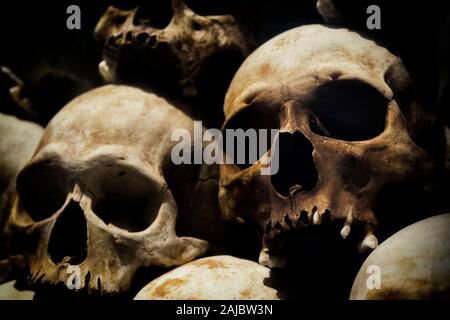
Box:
[5,85,209,294]
[95,0,252,98]
[0,113,43,282]
[0,113,43,236]
[134,255,280,300]
[219,25,435,267]
[350,213,450,299]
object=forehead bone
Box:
[36,85,192,159]
[225,25,399,118]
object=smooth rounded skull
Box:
[350,213,450,299]
[134,255,280,300]
[5,85,209,294]
[95,0,252,96]
[219,25,435,267]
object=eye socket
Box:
[191,20,202,30]
[17,160,70,222]
[92,165,161,232]
[223,103,279,170]
[111,14,127,25]
[133,2,173,29]
[308,80,388,141]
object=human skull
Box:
[5,85,209,294]
[95,0,252,96]
[219,25,435,267]
[0,113,43,282]
[0,113,43,233]
[350,213,450,299]
[134,255,280,300]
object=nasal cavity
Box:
[48,201,88,265]
[271,132,318,197]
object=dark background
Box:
[0,0,449,301]
[0,0,449,125]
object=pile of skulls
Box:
[0,0,449,300]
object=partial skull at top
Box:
[95,0,252,97]
[219,25,435,268]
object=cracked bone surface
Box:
[218,25,435,266]
[134,255,280,300]
[3,85,217,294]
[350,214,450,300]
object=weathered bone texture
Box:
[0,66,34,119]
[0,113,43,232]
[0,114,43,284]
[95,0,251,96]
[350,213,450,299]
[219,25,436,267]
[0,280,34,300]
[134,255,280,300]
[4,85,214,294]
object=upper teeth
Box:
[263,204,379,265]
[313,210,321,225]
[340,206,354,239]
[340,225,351,239]
[359,234,379,253]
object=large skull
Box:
[5,85,209,294]
[95,0,252,97]
[219,25,435,267]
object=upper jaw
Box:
[259,205,379,268]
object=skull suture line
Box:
[219,25,435,268]
[5,85,208,294]
[95,0,251,96]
